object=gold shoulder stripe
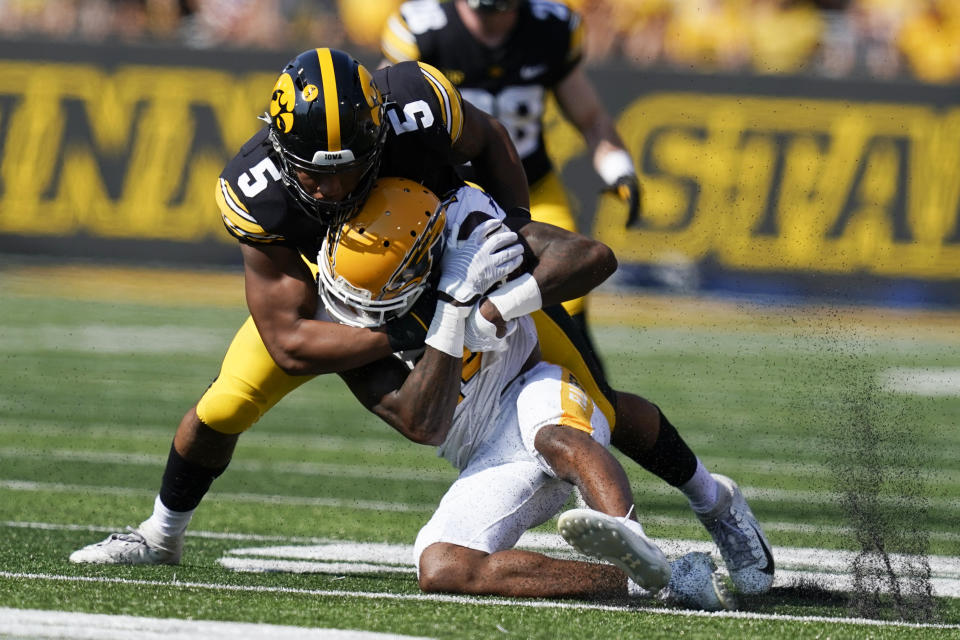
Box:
[381,13,420,63]
[418,62,463,143]
[217,179,261,232]
[220,215,282,244]
[215,179,283,242]
[219,180,252,219]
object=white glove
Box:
[438,218,523,304]
[463,304,517,353]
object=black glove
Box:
[383,288,439,352]
[613,175,642,229]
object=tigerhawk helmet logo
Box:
[269,73,296,133]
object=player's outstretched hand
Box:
[613,175,642,229]
[438,218,523,305]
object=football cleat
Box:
[697,474,775,595]
[69,523,182,565]
[662,552,737,611]
[558,508,671,592]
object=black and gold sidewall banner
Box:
[590,91,960,283]
[0,45,957,303]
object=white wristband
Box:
[487,273,542,322]
[424,301,470,358]
[597,149,635,187]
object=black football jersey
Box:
[216,61,467,262]
[382,0,584,184]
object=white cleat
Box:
[558,508,671,592]
[663,552,737,611]
[697,474,775,595]
[69,523,182,565]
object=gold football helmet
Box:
[318,177,445,327]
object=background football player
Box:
[321,177,733,611]
[381,0,643,358]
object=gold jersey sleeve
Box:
[214,177,285,244]
[381,8,421,64]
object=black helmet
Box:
[266,48,387,225]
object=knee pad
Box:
[195,379,264,435]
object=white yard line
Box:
[3,524,960,630]
[0,480,436,512]
[881,367,960,396]
[0,608,434,640]
[9,446,959,488]
[5,476,960,530]
[0,422,401,454]
[215,535,960,591]
[0,448,454,483]
[0,325,233,355]
[0,572,957,631]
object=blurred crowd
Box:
[0,0,957,84]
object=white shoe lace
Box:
[99,527,147,547]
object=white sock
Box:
[142,494,194,540]
[680,459,719,514]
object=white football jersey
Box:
[405,186,538,469]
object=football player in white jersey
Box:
[321,177,733,609]
[382,0,777,598]
[382,0,642,355]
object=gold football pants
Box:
[196,310,615,435]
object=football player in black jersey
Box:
[382,0,642,350]
[69,46,774,597]
[65,44,606,565]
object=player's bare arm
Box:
[553,67,625,162]
[451,101,530,210]
[514,220,617,308]
[475,218,617,330]
[554,67,641,225]
[340,345,464,446]
[240,242,395,375]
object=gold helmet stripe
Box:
[317,48,341,151]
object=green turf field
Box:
[1,264,959,639]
